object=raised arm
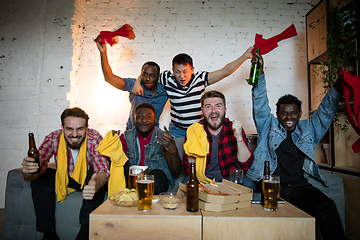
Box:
[232,121,254,170]
[207,46,254,85]
[251,52,273,135]
[96,39,126,90]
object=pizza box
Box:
[199,199,251,212]
[179,179,252,211]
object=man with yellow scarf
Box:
[22,107,110,240]
[181,90,256,190]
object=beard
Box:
[203,113,226,132]
[65,136,85,150]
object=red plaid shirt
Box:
[37,129,110,178]
[182,118,254,178]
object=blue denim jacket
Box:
[246,74,342,186]
[123,127,175,188]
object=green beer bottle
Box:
[248,48,261,85]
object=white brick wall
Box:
[79,0,311,135]
[0,0,86,208]
[0,0,312,208]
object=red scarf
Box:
[94,24,135,46]
[340,70,360,153]
[254,24,297,55]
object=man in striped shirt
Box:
[22,107,110,240]
[132,47,254,138]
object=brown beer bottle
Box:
[186,162,199,212]
[261,160,270,206]
[28,133,40,174]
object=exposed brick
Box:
[0,0,313,208]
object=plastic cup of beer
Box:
[262,175,280,211]
[229,168,244,184]
[128,166,148,190]
[137,174,155,212]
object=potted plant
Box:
[310,0,359,132]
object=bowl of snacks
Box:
[109,188,139,207]
[159,192,183,210]
[152,195,160,203]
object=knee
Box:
[318,197,338,213]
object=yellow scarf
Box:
[184,123,212,184]
[97,131,128,197]
[55,132,88,203]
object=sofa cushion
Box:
[4,168,82,240]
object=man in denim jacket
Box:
[119,103,181,194]
[246,53,346,239]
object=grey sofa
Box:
[3,168,83,240]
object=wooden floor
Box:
[0,209,4,240]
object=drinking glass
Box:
[229,168,244,184]
[137,175,155,212]
[262,175,280,211]
[128,166,144,190]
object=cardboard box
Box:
[179,179,253,212]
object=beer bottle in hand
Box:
[248,48,261,85]
[261,160,270,206]
[28,133,40,174]
[186,162,199,212]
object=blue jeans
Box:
[169,122,187,139]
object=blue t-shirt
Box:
[123,78,168,129]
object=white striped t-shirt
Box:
[160,70,209,129]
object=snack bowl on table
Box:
[110,199,139,207]
[159,192,183,210]
[152,195,160,203]
[109,188,139,207]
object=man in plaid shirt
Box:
[181,90,255,190]
[22,107,110,240]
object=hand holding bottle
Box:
[248,49,264,85]
[22,156,40,174]
[251,49,264,74]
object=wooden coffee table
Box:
[90,199,314,240]
[90,198,201,240]
[202,202,315,240]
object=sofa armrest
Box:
[4,168,41,240]
[4,168,82,240]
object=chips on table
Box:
[109,188,139,206]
